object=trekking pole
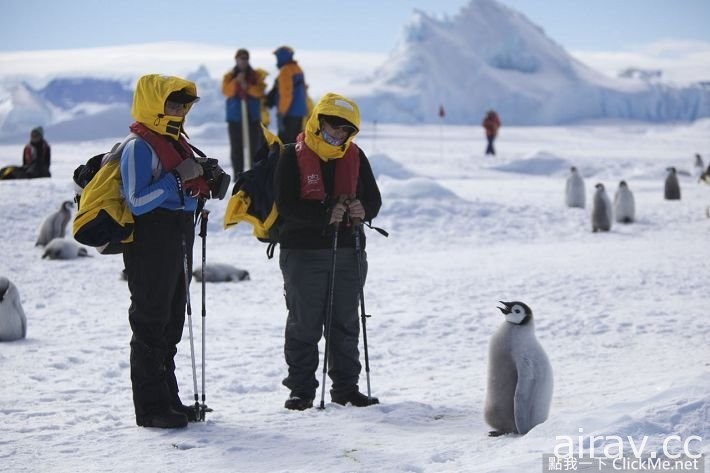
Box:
[181,236,200,416]
[318,222,340,410]
[352,219,373,400]
[198,208,210,420]
[240,99,252,171]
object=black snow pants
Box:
[123,209,194,419]
[228,120,263,174]
[279,248,367,400]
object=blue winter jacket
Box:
[120,138,198,215]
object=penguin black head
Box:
[666,167,676,174]
[570,166,577,173]
[619,180,627,188]
[62,200,74,210]
[595,183,605,191]
[497,301,532,325]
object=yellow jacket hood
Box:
[303,93,360,161]
[131,74,198,140]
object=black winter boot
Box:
[284,395,314,411]
[165,355,200,422]
[136,408,188,429]
[332,391,379,407]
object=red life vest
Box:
[295,134,360,201]
[129,122,210,197]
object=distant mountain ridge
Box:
[351,0,710,125]
[1,0,709,141]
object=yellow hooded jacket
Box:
[303,92,360,161]
[131,74,198,140]
[72,136,141,253]
[223,125,283,239]
[223,92,361,243]
[73,74,199,253]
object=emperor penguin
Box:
[41,238,90,260]
[613,180,635,224]
[0,277,27,341]
[591,183,612,232]
[664,167,681,200]
[36,200,74,247]
[193,263,250,282]
[484,301,553,436]
[565,166,585,208]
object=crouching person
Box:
[274,93,382,410]
[121,74,211,428]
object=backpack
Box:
[224,142,283,258]
[72,134,141,254]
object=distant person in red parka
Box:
[482,110,501,155]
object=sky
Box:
[1,0,709,54]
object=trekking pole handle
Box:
[199,208,209,237]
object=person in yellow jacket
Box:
[121,74,213,429]
[274,93,382,410]
[222,48,266,173]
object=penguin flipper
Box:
[513,357,536,435]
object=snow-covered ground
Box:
[0,120,708,472]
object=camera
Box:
[194,157,231,200]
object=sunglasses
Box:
[165,101,187,115]
[321,119,357,135]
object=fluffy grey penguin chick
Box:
[0,276,27,341]
[591,183,612,232]
[565,166,586,208]
[41,238,90,260]
[36,200,74,247]
[193,263,250,282]
[614,180,635,223]
[664,167,681,200]
[485,301,553,437]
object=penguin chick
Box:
[193,263,250,283]
[565,166,586,208]
[591,183,612,232]
[485,301,553,437]
[0,276,27,341]
[664,167,681,200]
[36,200,74,247]
[41,238,90,260]
[614,180,635,224]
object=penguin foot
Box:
[488,430,506,437]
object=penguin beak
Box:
[497,301,512,315]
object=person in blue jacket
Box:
[268,46,307,143]
[120,74,212,429]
